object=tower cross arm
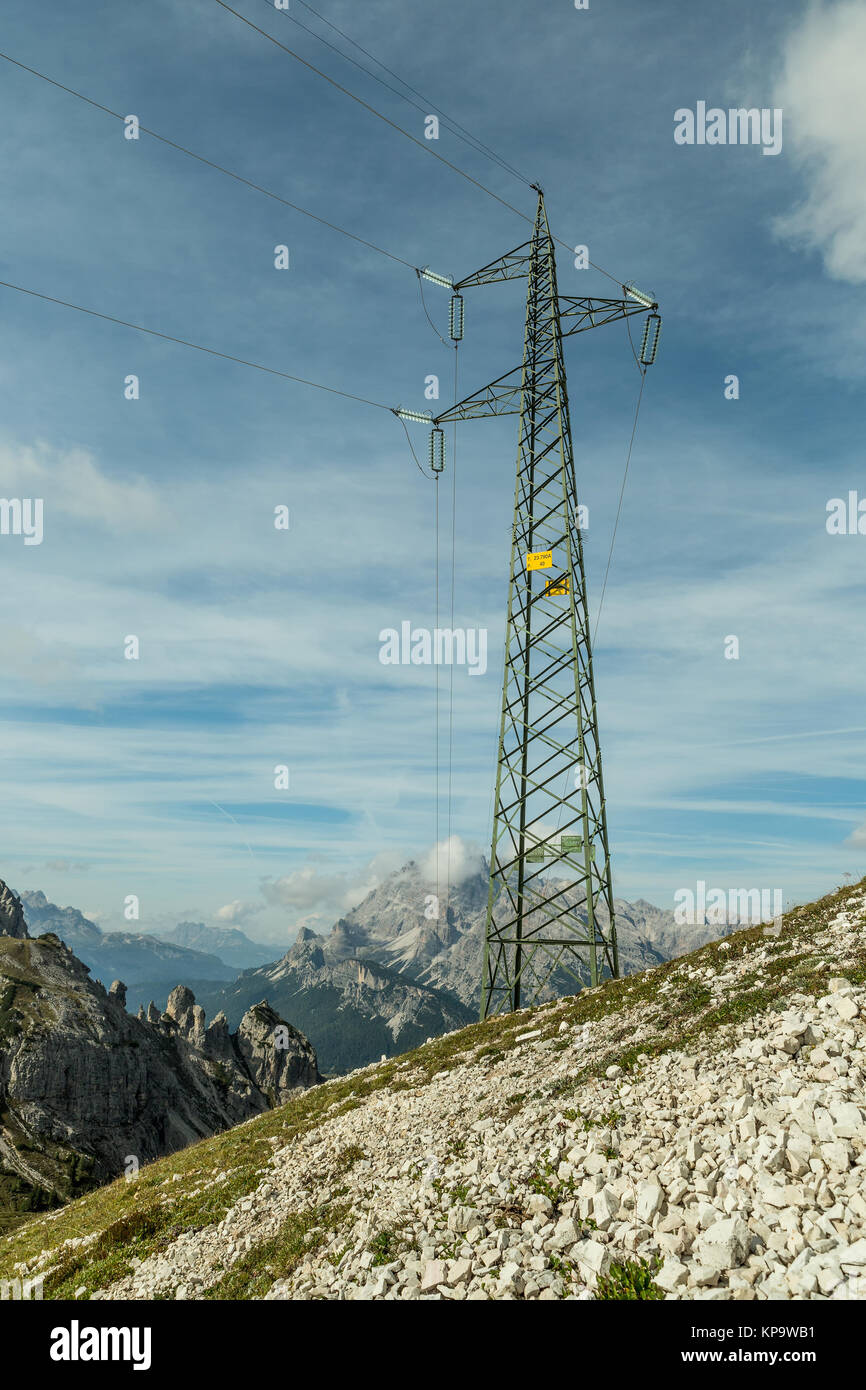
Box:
[453,241,533,290]
[558,294,657,340]
[433,363,524,424]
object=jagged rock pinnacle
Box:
[0,881,28,939]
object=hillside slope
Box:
[2,879,864,1301]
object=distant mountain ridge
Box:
[159,921,276,971]
[196,860,734,1074]
[19,892,235,1013]
[0,881,320,1225]
[327,860,734,1010]
[18,890,102,947]
[196,927,474,1075]
[15,864,735,1080]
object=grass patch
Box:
[44,1166,263,1299]
[596,1256,664,1301]
[204,1201,351,1300]
[333,1145,365,1176]
[368,1226,417,1267]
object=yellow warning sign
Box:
[544,576,569,596]
[526,550,553,571]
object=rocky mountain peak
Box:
[0,881,28,938]
[165,983,197,1023]
[286,931,325,970]
[0,930,321,1222]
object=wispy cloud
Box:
[773,1,866,282]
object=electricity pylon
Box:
[422,190,660,1018]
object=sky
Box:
[1,0,865,946]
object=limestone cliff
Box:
[0,884,320,1223]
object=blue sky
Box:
[1,0,865,945]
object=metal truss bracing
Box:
[453,241,532,290]
[433,364,524,422]
[478,195,627,1018]
[433,300,651,427]
[559,296,654,339]
[428,194,657,1018]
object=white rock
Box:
[832,996,859,1022]
[838,1239,866,1268]
[593,1186,620,1228]
[694,1216,751,1271]
[572,1239,611,1280]
[548,1218,581,1250]
[498,1261,525,1294]
[654,1258,688,1292]
[637,1182,665,1223]
[420,1260,446,1292]
[829,1101,864,1139]
[447,1206,477,1233]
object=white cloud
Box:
[260,848,409,921]
[418,835,486,889]
[773,1,866,282]
[845,822,866,848]
[1,441,162,528]
[214,899,263,924]
[1,628,79,688]
[338,850,407,909]
[261,866,354,913]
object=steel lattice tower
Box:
[426,190,660,1018]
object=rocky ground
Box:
[2,879,865,1300]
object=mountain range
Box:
[161,920,276,971]
[18,893,274,1015]
[194,860,734,1073]
[14,862,734,1079]
[0,882,320,1228]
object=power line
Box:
[1,47,614,358]
[434,464,440,909]
[212,2,623,287]
[416,271,452,348]
[592,367,648,644]
[211,0,544,229]
[262,0,533,187]
[3,36,626,292]
[0,49,416,273]
[445,344,459,919]
[396,412,437,478]
[0,277,393,410]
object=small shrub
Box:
[595,1256,663,1301]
